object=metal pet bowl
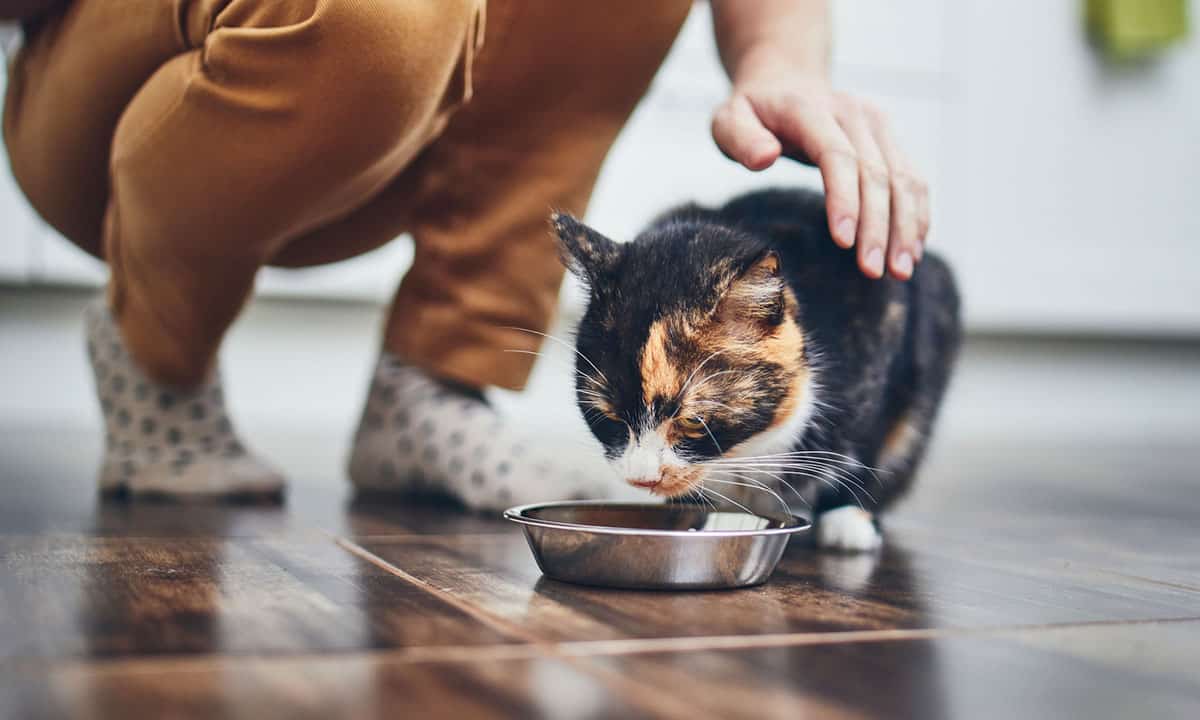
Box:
[503,501,811,590]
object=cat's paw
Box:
[816,506,882,552]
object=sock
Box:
[347,354,608,510]
[85,298,285,499]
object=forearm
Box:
[711,0,831,86]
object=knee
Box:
[235,0,480,138]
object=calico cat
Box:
[553,188,961,551]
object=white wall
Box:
[941,0,1200,334]
[1,1,1198,334]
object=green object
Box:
[1086,0,1189,60]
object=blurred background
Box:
[1,0,1198,495]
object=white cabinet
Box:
[939,0,1200,334]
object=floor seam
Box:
[883,527,1200,602]
[548,615,1200,657]
[328,531,713,720]
[6,616,1199,677]
[330,529,1200,651]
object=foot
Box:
[816,505,882,552]
[85,298,285,500]
[347,354,607,510]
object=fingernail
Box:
[894,252,914,278]
[835,218,856,247]
[866,248,884,277]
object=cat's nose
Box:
[627,476,660,489]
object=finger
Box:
[865,107,925,278]
[711,95,782,171]
[834,100,890,279]
[915,183,931,258]
[757,96,860,249]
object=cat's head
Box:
[553,212,815,498]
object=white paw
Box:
[817,506,882,552]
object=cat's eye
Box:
[677,415,707,437]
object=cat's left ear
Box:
[716,250,786,327]
[551,212,621,285]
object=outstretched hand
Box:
[712,78,929,280]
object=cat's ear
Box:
[551,212,621,284]
[715,250,786,328]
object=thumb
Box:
[711,94,781,171]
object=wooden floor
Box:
[3,422,1199,719]
[2,295,1200,720]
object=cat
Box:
[552,188,962,551]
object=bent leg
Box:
[346,0,693,507]
[377,0,692,391]
[3,1,188,257]
[5,0,483,497]
[105,0,481,386]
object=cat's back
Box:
[714,188,883,305]
[715,188,874,298]
[709,187,960,358]
[651,187,957,318]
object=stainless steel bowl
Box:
[503,501,811,590]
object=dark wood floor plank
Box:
[353,526,1199,644]
[0,425,507,539]
[580,621,1200,720]
[5,388,1200,718]
[7,622,1197,720]
[0,534,519,661]
[0,653,673,720]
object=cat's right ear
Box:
[551,212,621,285]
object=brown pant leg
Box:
[276,0,692,391]
[4,1,186,257]
[4,0,481,386]
[389,0,693,391]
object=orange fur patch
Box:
[760,289,809,430]
[653,465,704,497]
[690,286,809,435]
[639,319,683,405]
[881,415,923,464]
[636,266,811,465]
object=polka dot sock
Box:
[85,298,285,500]
[347,354,608,510]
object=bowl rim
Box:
[502,500,812,538]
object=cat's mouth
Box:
[626,466,704,497]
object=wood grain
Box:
[352,529,1200,643]
[0,534,518,660]
[3,415,1200,717]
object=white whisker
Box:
[720,467,811,509]
[692,399,737,414]
[698,484,754,516]
[504,326,609,384]
[676,350,724,400]
[502,348,604,388]
[696,416,723,454]
[684,369,742,398]
[704,477,789,514]
[710,462,876,505]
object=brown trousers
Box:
[4,0,691,389]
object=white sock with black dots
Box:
[348,354,608,510]
[85,298,286,499]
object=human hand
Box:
[712,75,929,280]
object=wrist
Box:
[729,44,830,92]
